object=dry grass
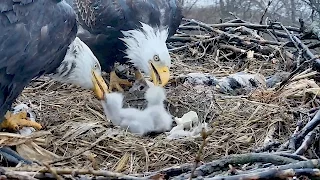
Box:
[11,50,299,174]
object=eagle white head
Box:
[51,37,109,100]
[120,22,171,86]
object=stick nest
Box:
[14,47,295,175]
[4,18,320,179]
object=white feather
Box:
[101,86,172,135]
[144,86,172,132]
[50,37,102,90]
[144,86,166,107]
[101,92,124,126]
[119,22,171,75]
[102,92,155,135]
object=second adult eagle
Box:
[68,0,183,91]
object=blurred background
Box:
[179,0,319,26]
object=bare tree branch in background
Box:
[181,0,316,26]
[302,0,320,19]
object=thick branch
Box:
[191,153,298,177]
[292,35,320,70]
[296,110,320,144]
[210,168,320,180]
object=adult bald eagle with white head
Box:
[0,0,108,165]
[66,0,183,91]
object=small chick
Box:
[144,86,173,132]
[102,86,172,136]
[102,92,155,135]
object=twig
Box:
[234,159,320,176]
[43,163,63,180]
[214,28,284,46]
[296,110,320,144]
[292,35,320,70]
[188,153,298,177]
[48,132,109,164]
[189,128,212,179]
[288,120,303,151]
[272,22,300,50]
[206,22,300,32]
[168,37,216,52]
[2,167,141,179]
[263,123,277,146]
[0,171,38,180]
[294,128,317,155]
[259,1,273,25]
[277,57,318,91]
[209,168,320,180]
[219,44,267,59]
[143,164,193,179]
[277,140,290,152]
[253,141,281,153]
[272,152,308,161]
[172,159,319,179]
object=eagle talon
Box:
[109,70,132,92]
[1,111,42,131]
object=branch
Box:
[259,0,273,25]
[1,167,141,180]
[210,168,320,180]
[294,129,317,155]
[296,110,320,144]
[292,35,320,70]
[181,18,301,32]
[187,153,298,177]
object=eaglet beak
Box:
[150,62,170,86]
[92,70,109,100]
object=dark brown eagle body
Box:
[66,0,183,72]
[0,0,77,122]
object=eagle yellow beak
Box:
[92,70,109,100]
[150,62,170,87]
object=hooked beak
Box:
[150,62,170,87]
[92,70,109,100]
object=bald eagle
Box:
[0,0,108,164]
[66,0,183,91]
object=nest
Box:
[9,46,294,176]
[2,17,320,179]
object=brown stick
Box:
[189,128,210,180]
[1,167,141,179]
[42,163,63,180]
